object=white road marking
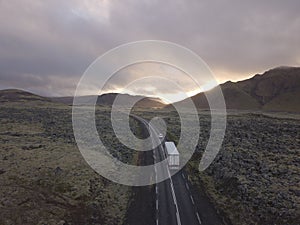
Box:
[176,211,181,225]
[196,212,202,224]
[182,173,185,179]
[170,181,177,204]
[167,163,182,225]
[167,167,171,177]
[185,182,190,190]
[190,195,195,205]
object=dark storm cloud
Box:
[0,0,299,96]
[109,0,300,77]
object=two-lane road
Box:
[132,115,224,225]
[148,120,202,225]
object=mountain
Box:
[171,66,300,112]
[2,66,299,112]
[0,90,165,109]
[0,89,51,103]
[236,66,300,112]
[52,93,165,108]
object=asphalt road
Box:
[132,115,224,225]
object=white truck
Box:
[165,142,180,169]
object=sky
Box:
[0,0,299,100]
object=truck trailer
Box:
[165,142,180,169]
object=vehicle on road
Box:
[158,133,164,139]
[165,142,180,169]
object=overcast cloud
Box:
[0,0,299,97]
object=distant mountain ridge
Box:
[0,89,165,109]
[51,93,165,108]
[172,66,300,112]
[1,66,299,112]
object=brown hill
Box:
[236,66,300,112]
[0,89,50,103]
[186,81,261,110]
[170,66,300,112]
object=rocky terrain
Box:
[185,113,300,225]
[0,101,141,225]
